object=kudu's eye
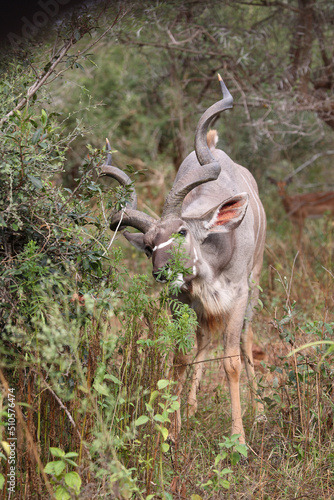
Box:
[178,228,187,236]
[144,246,152,258]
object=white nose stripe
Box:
[153,237,175,252]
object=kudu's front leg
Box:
[187,326,211,417]
[168,350,190,443]
[241,281,265,417]
[223,296,249,444]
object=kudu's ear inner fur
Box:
[197,192,249,233]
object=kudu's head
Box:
[100,75,249,290]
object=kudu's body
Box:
[101,76,266,443]
[269,177,334,244]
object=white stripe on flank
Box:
[239,172,263,247]
[153,237,175,252]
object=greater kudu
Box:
[100,75,266,443]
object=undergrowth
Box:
[1,173,333,499]
[0,6,333,499]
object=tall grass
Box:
[1,202,333,499]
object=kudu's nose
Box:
[153,266,170,283]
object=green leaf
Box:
[170,401,180,411]
[201,479,213,487]
[78,385,89,393]
[161,442,169,452]
[273,394,282,404]
[104,374,121,385]
[64,459,78,467]
[44,461,57,474]
[93,381,109,396]
[65,471,81,492]
[0,474,5,490]
[135,415,149,426]
[55,485,70,500]
[163,493,173,500]
[44,460,65,476]
[50,447,65,457]
[27,174,43,189]
[160,426,168,441]
[54,460,66,476]
[64,452,79,459]
[230,451,241,465]
[74,62,84,71]
[32,127,41,144]
[44,459,66,476]
[235,444,248,457]
[221,479,230,490]
[148,390,159,407]
[157,379,170,390]
[153,413,169,423]
[41,109,48,126]
[0,215,7,228]
[191,495,203,500]
[221,467,233,474]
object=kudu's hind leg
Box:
[223,342,244,442]
[242,274,265,417]
[241,323,264,416]
[223,310,246,443]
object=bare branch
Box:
[120,37,232,59]
[232,0,300,13]
[79,8,126,57]
[0,9,125,128]
[290,150,334,178]
[166,28,202,46]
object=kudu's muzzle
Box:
[152,265,171,283]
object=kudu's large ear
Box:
[123,230,147,253]
[198,193,249,233]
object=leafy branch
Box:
[0,9,124,128]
